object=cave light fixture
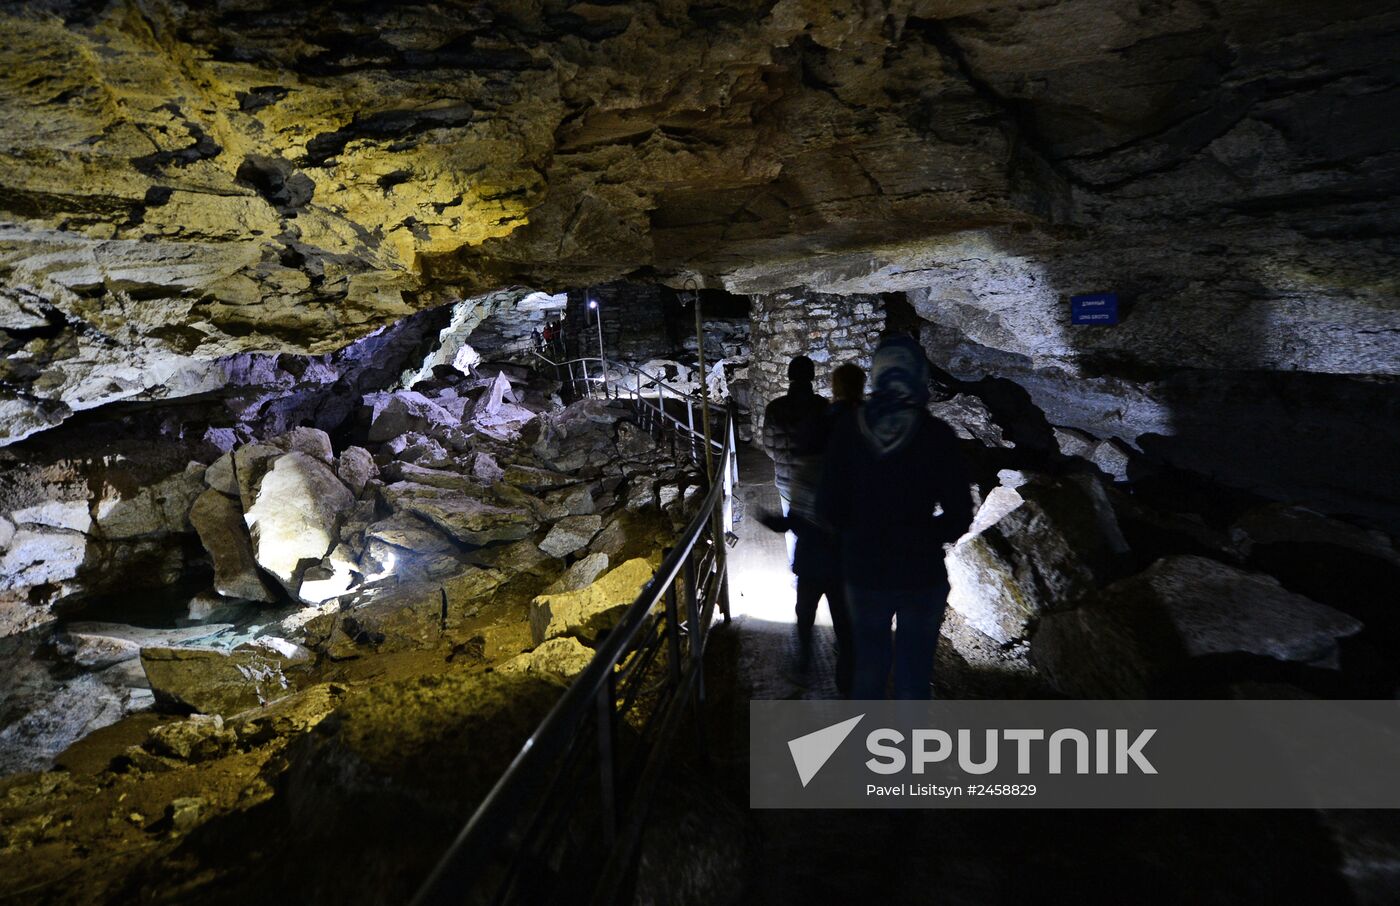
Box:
[587,289,607,397]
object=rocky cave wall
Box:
[1,0,1397,511]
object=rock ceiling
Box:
[1,0,1398,443]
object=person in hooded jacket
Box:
[819,336,974,700]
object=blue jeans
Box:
[847,582,949,700]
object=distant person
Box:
[820,336,973,700]
[830,361,865,422]
[761,355,829,564]
[531,327,543,353]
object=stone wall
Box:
[557,282,688,366]
[749,292,885,437]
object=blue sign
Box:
[1071,292,1119,326]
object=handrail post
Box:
[596,671,618,848]
[665,581,682,686]
[686,398,695,463]
[685,548,710,764]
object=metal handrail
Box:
[530,350,709,403]
[411,361,737,906]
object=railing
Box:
[411,355,737,906]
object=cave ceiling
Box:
[1,0,1398,444]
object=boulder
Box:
[1090,438,1135,482]
[472,538,561,580]
[1231,504,1400,641]
[298,542,364,604]
[140,646,299,716]
[204,451,239,496]
[232,427,336,509]
[144,714,236,762]
[0,673,132,775]
[471,452,506,484]
[244,452,355,599]
[527,399,626,471]
[336,446,378,497]
[385,483,535,546]
[538,514,602,558]
[928,394,1012,447]
[945,473,1129,644]
[90,465,205,539]
[382,461,479,492]
[615,420,656,459]
[472,371,514,417]
[1052,426,1098,459]
[529,556,656,645]
[501,462,574,492]
[544,552,610,594]
[498,636,596,680]
[383,432,451,465]
[544,483,596,517]
[315,567,508,659]
[1,528,87,595]
[1030,556,1364,698]
[364,390,457,443]
[10,498,92,533]
[190,489,278,603]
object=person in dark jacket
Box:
[758,361,865,692]
[761,355,830,564]
[820,336,974,700]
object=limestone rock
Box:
[945,474,1129,644]
[336,446,378,497]
[1030,556,1364,698]
[928,394,1011,448]
[1090,438,1135,482]
[498,637,596,680]
[1230,504,1400,639]
[543,483,595,517]
[233,428,336,509]
[145,715,236,763]
[204,452,239,496]
[244,452,355,599]
[91,466,205,539]
[1052,426,1099,460]
[385,483,534,547]
[383,433,451,466]
[140,647,298,716]
[544,552,610,595]
[9,499,91,533]
[190,489,278,603]
[0,673,132,776]
[538,514,602,559]
[364,391,457,443]
[1,529,87,598]
[529,556,656,645]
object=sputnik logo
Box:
[787,714,865,787]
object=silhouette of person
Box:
[821,337,973,699]
[761,355,829,565]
